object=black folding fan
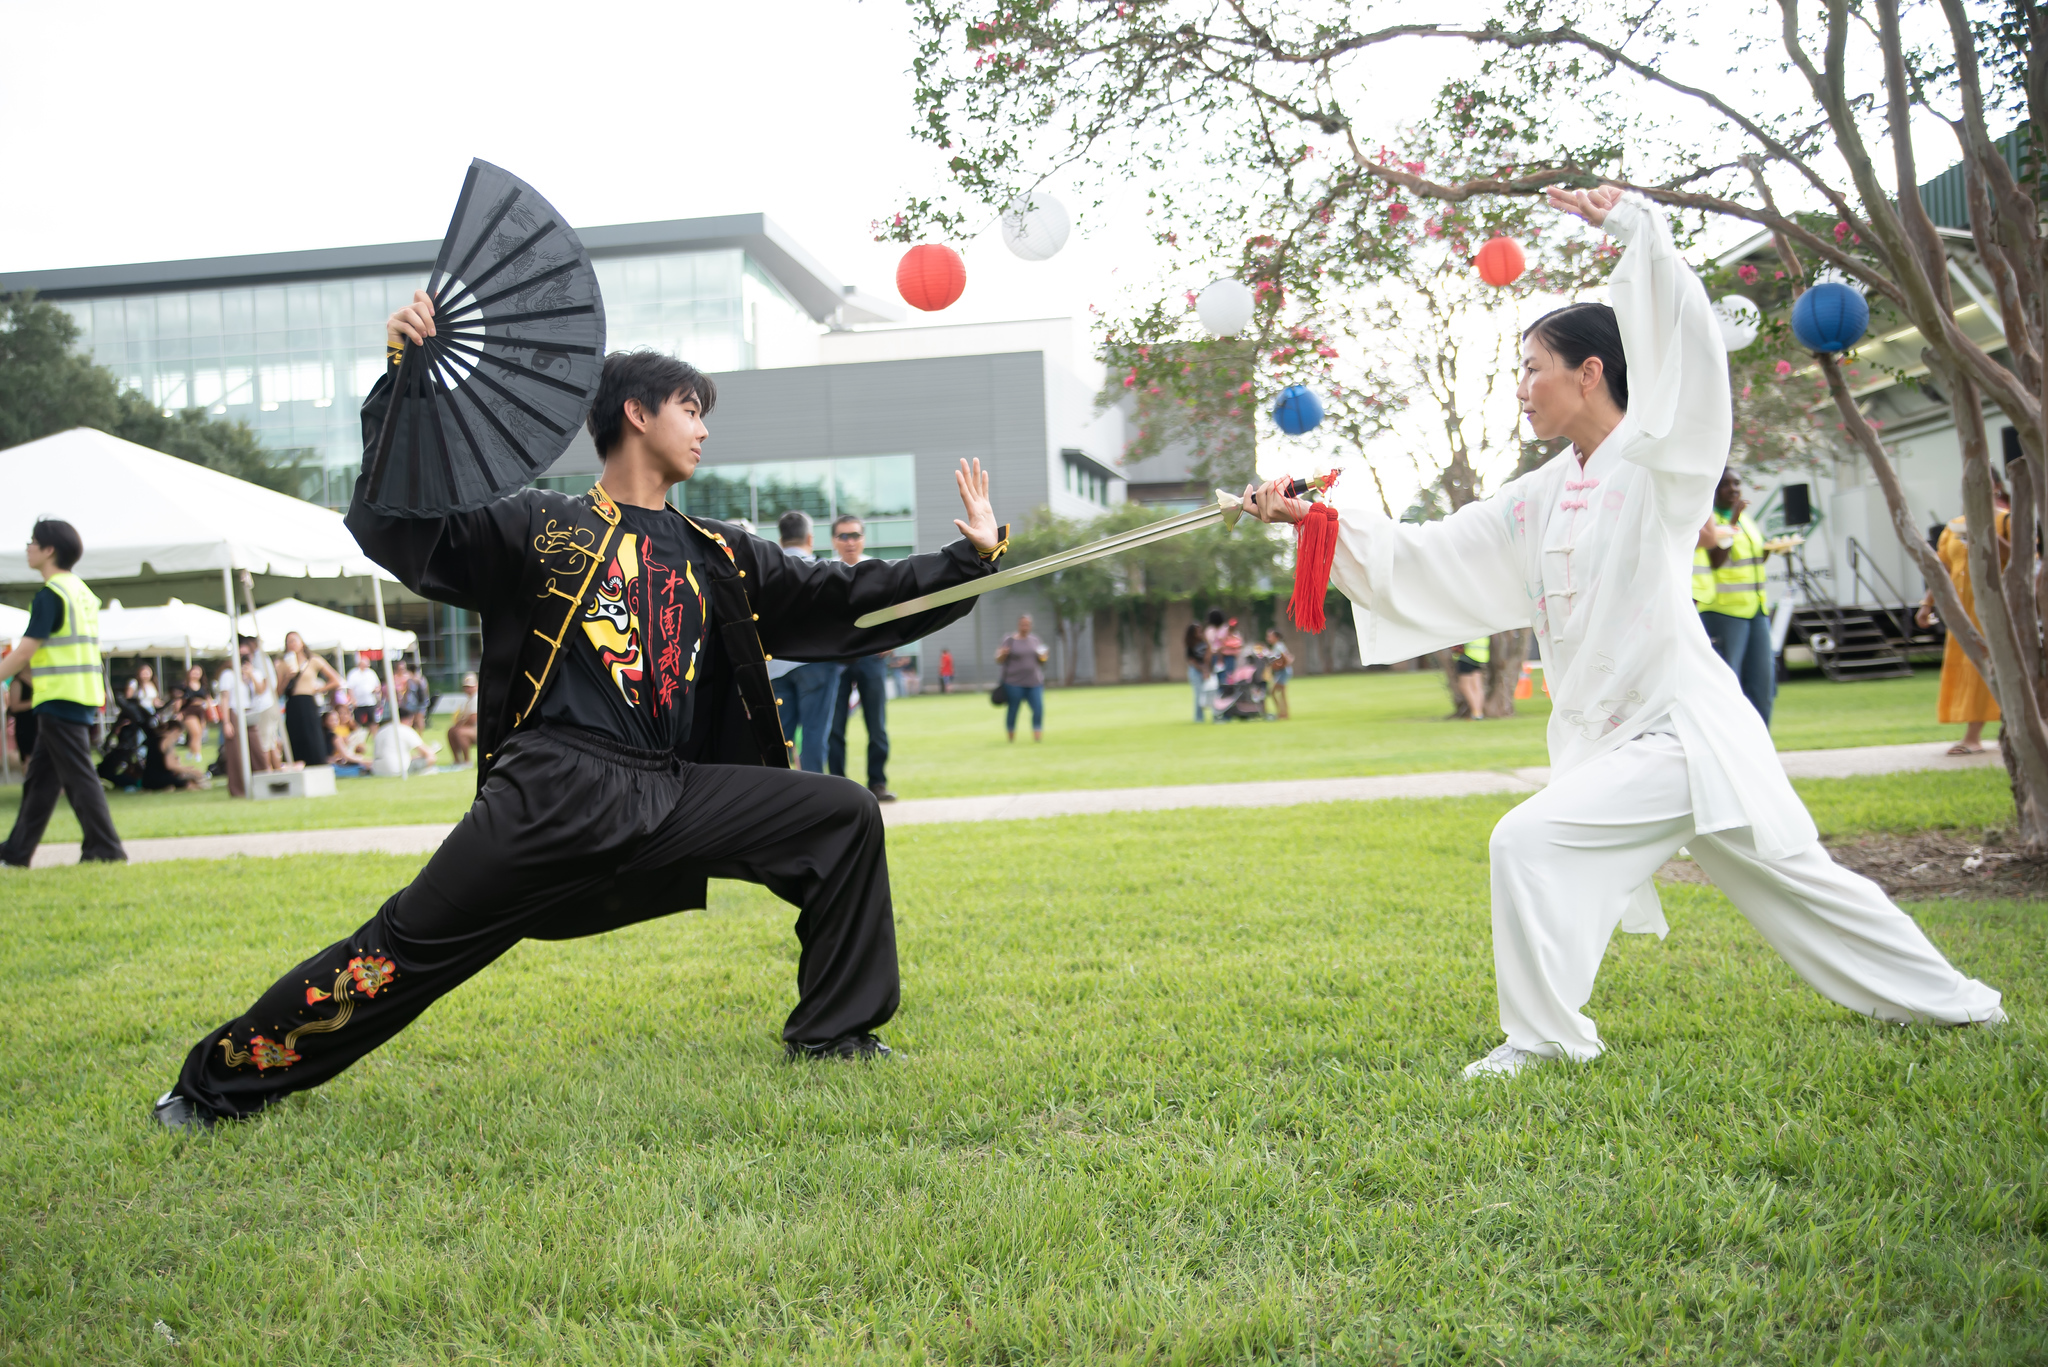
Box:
[363,159,607,516]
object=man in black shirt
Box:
[153,293,1008,1130]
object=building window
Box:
[545,454,914,558]
[1062,449,1110,506]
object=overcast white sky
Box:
[0,1,1166,356]
[1,1,1966,495]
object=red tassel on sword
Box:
[1283,470,1341,633]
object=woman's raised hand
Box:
[1544,184,1624,227]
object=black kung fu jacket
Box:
[345,375,1004,789]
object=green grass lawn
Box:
[1,771,2039,1363]
[0,668,1983,843]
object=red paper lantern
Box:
[1474,236,1527,287]
[897,244,967,311]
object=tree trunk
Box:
[1483,628,1527,717]
[1437,648,1467,718]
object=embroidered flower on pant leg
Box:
[247,1035,301,1070]
[346,955,397,998]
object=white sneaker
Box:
[1462,1042,1545,1080]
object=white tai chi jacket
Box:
[1329,194,1817,875]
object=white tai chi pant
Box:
[1489,731,2003,1060]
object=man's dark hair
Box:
[832,514,864,534]
[1206,608,1226,627]
[1523,303,1629,410]
[586,350,718,456]
[778,510,813,545]
[30,518,82,571]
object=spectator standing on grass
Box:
[996,613,1048,743]
[1264,629,1295,720]
[1184,621,1209,722]
[938,648,954,694]
[345,654,383,729]
[768,511,845,774]
[178,665,212,763]
[279,632,342,768]
[0,519,127,867]
[243,637,284,771]
[132,663,161,712]
[395,659,431,730]
[446,673,480,764]
[1453,638,1488,722]
[826,513,896,801]
[1693,466,1779,725]
[1917,480,2010,754]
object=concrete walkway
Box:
[22,741,1999,869]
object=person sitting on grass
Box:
[141,718,209,792]
[151,294,1008,1133]
[371,717,439,777]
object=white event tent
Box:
[98,598,235,658]
[1,428,408,792]
[244,597,417,656]
[0,602,27,642]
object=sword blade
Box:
[852,493,1237,629]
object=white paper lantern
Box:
[1000,193,1070,261]
[1713,294,1761,352]
[1196,278,1256,336]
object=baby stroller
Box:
[95,696,156,789]
[1211,648,1275,721]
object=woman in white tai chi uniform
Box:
[1248,185,2003,1078]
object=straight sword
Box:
[852,474,1330,629]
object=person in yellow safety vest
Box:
[1454,635,1489,721]
[1693,466,1778,725]
[0,519,127,867]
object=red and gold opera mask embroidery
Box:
[580,534,645,703]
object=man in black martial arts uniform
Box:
[154,290,1008,1129]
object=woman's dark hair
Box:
[30,518,83,570]
[586,350,718,455]
[1205,608,1226,627]
[1522,303,1628,410]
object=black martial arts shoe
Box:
[151,1091,219,1133]
[785,1034,895,1061]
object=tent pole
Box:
[371,576,403,782]
[222,566,251,798]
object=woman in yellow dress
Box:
[1917,479,2009,754]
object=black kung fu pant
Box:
[175,724,897,1119]
[2,714,126,865]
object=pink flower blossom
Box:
[1774,360,1793,377]
[1184,290,1199,309]
[1387,203,1409,225]
[1737,264,1758,284]
[1834,221,1849,242]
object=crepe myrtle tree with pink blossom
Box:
[892,0,2048,847]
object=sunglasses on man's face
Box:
[834,531,863,540]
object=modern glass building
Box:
[5,225,1134,690]
[7,215,895,508]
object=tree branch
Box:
[1816,354,1990,676]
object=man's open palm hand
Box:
[954,459,999,551]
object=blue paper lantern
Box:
[1272,384,1324,435]
[1791,282,1869,354]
